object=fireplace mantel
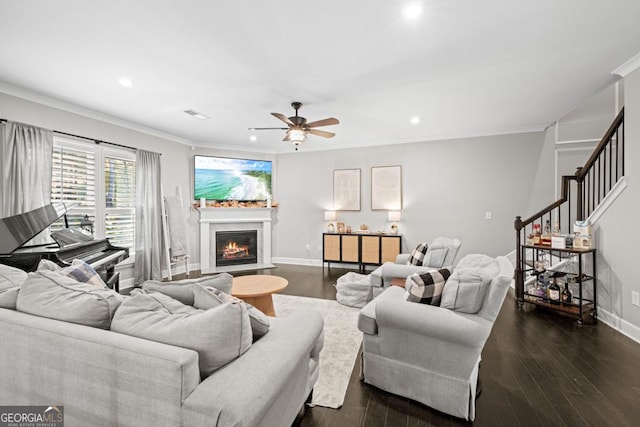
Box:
[199,208,274,273]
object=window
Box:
[51,137,136,251]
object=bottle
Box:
[542,220,552,246]
[561,281,572,305]
[535,279,546,302]
[548,276,561,304]
[552,222,560,237]
[532,223,542,245]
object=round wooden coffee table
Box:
[231,275,288,316]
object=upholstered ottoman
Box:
[335,272,373,308]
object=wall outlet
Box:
[632,291,640,307]
[485,211,492,220]
[305,244,311,251]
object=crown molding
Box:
[0,81,194,147]
[612,52,640,77]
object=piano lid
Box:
[0,202,69,255]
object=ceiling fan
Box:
[249,102,339,150]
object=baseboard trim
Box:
[594,307,640,345]
[272,257,323,267]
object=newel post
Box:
[514,216,524,307]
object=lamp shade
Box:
[388,211,401,222]
[324,210,337,221]
[289,129,306,143]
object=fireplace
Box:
[199,207,273,273]
[215,230,258,267]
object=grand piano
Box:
[0,203,129,292]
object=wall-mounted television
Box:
[194,155,272,201]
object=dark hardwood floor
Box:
[200,264,640,426]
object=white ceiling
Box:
[1,0,639,153]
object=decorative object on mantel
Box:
[336,222,345,233]
[194,200,278,209]
[388,210,401,235]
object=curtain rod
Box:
[1,118,160,154]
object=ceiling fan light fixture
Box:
[289,129,306,143]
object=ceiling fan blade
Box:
[305,117,339,128]
[248,127,289,130]
[271,112,294,126]
[282,133,291,142]
[307,129,335,138]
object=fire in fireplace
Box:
[216,230,258,267]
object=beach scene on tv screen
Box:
[194,156,272,201]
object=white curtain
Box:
[134,149,163,284]
[0,120,53,218]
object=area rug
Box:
[272,294,362,409]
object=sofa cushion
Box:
[142,273,233,305]
[0,264,28,309]
[405,268,451,305]
[111,290,252,377]
[0,263,28,287]
[440,255,498,313]
[193,284,270,342]
[407,243,428,266]
[16,270,123,328]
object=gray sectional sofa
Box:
[0,266,324,427]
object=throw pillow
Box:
[37,259,107,288]
[439,255,498,314]
[111,290,252,377]
[407,243,428,266]
[61,259,107,287]
[16,270,123,329]
[142,273,233,306]
[405,268,451,305]
[422,247,449,268]
[37,259,61,272]
[0,264,28,309]
[192,284,270,341]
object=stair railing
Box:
[514,108,624,303]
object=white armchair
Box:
[370,237,461,295]
[358,255,513,421]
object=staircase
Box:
[514,108,625,306]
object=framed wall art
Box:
[333,168,361,211]
[371,165,402,210]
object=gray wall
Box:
[593,69,640,336]
[273,132,544,265]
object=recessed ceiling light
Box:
[403,2,423,20]
[410,116,421,125]
[249,135,257,142]
[184,109,210,120]
[118,78,134,88]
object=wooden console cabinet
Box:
[323,233,401,272]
